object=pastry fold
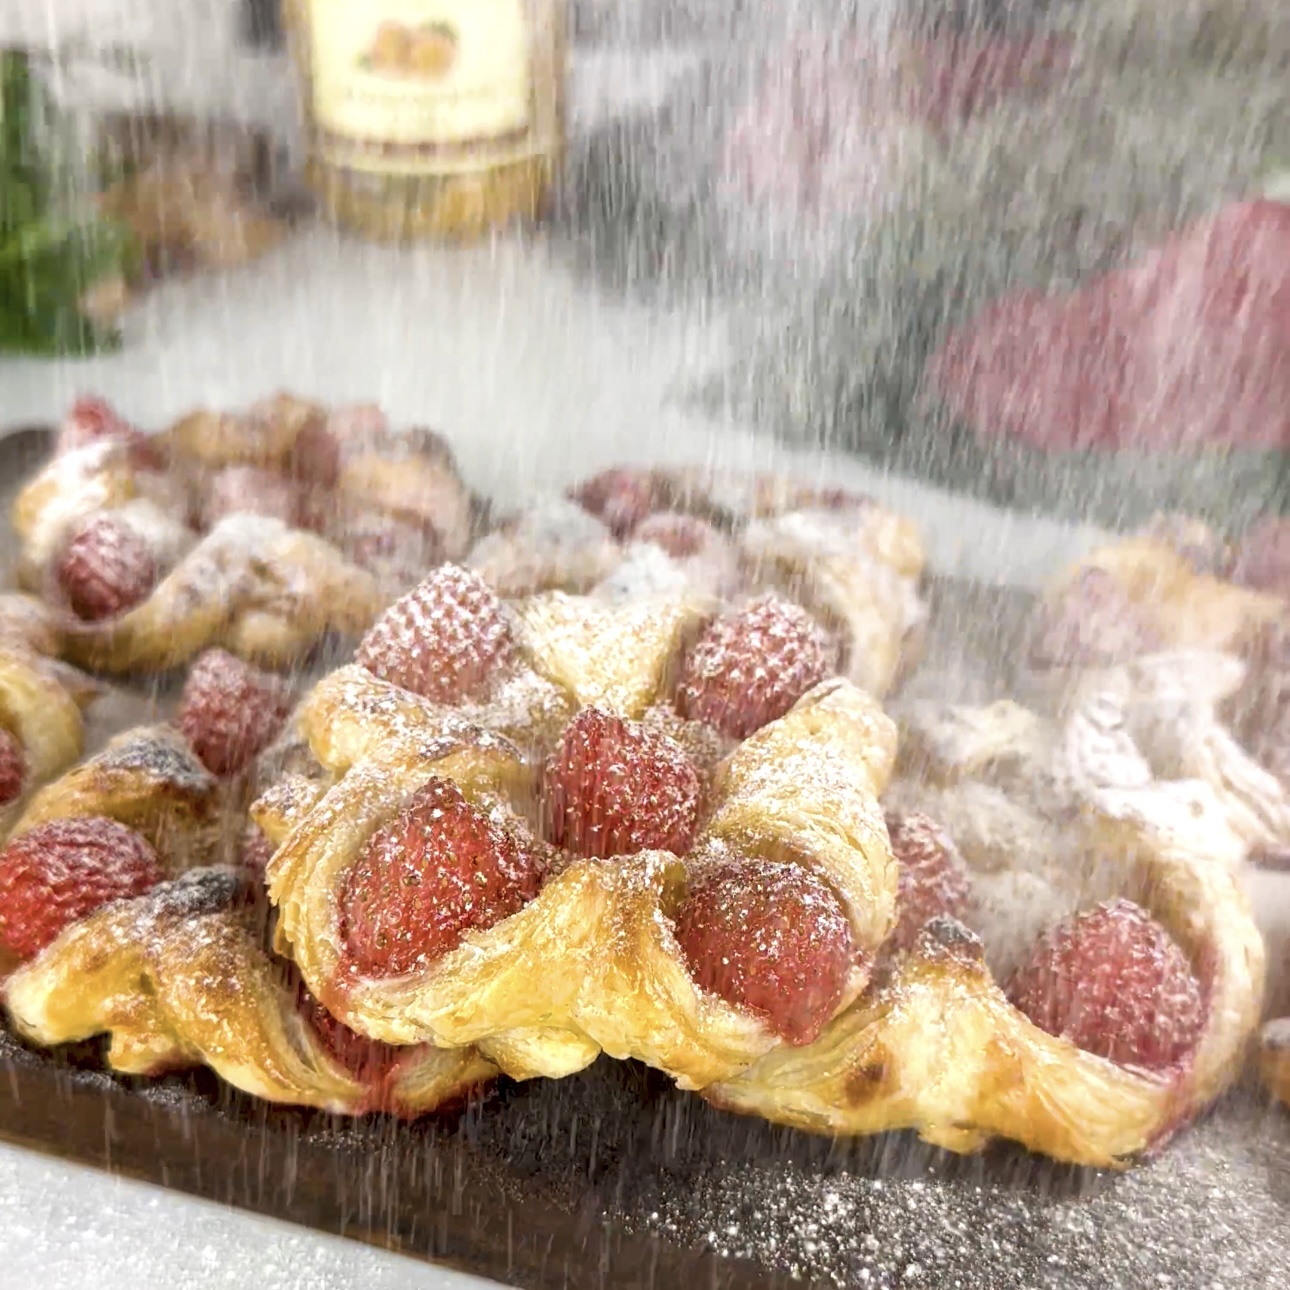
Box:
[260,592,899,1090]
[3,729,493,1115]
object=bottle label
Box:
[306,0,536,175]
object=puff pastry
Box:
[10,396,479,673]
[0,594,97,838]
[800,692,1267,1165]
[472,468,928,699]
[2,723,494,1115]
[259,592,900,1088]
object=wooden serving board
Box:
[1,424,1288,1290]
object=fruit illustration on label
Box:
[362,20,459,80]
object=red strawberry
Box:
[631,512,714,558]
[673,857,856,1044]
[546,708,701,860]
[176,649,293,778]
[675,594,838,740]
[201,466,299,530]
[0,727,25,807]
[355,565,516,703]
[885,811,970,952]
[339,775,544,976]
[57,397,165,470]
[299,988,400,1085]
[56,513,158,622]
[1005,899,1205,1071]
[569,469,662,538]
[0,816,163,960]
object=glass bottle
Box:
[285,0,566,242]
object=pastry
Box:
[257,563,898,1091]
[9,396,479,673]
[473,467,928,699]
[796,691,1267,1165]
[1,689,493,1116]
[249,560,1257,1164]
[0,594,98,841]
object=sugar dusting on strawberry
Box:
[0,817,163,960]
[631,513,711,559]
[673,856,856,1044]
[355,565,516,703]
[177,649,293,778]
[55,513,158,622]
[885,811,970,952]
[569,469,662,538]
[1005,898,1205,1072]
[299,986,401,1089]
[0,727,25,808]
[545,708,701,860]
[339,776,545,977]
[675,594,838,740]
[57,397,165,470]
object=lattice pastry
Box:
[224,560,1256,1165]
[1,713,493,1116]
[805,691,1268,1165]
[0,594,98,843]
[9,395,477,673]
[469,467,928,699]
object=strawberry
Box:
[545,708,701,860]
[339,775,544,976]
[675,594,838,740]
[299,987,401,1086]
[355,565,516,703]
[673,856,855,1045]
[569,469,663,538]
[239,823,276,881]
[0,727,25,807]
[176,649,293,778]
[885,811,970,952]
[0,816,163,960]
[55,513,158,622]
[57,397,165,470]
[1005,898,1205,1071]
[630,512,713,558]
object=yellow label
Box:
[307,0,534,173]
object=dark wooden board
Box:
[2,423,1288,1290]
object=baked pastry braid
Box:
[160,394,476,574]
[2,727,494,1115]
[258,589,899,1089]
[476,469,928,699]
[10,396,479,672]
[0,595,99,837]
[707,693,1267,1166]
[1030,521,1284,669]
[58,515,386,673]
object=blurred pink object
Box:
[928,200,1290,452]
[723,32,1071,215]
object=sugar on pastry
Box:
[9,395,480,674]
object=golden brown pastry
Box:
[733,689,1268,1167]
[1,724,494,1115]
[258,584,900,1088]
[10,396,481,673]
[475,467,928,699]
[0,595,98,838]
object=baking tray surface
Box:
[1,424,1287,1290]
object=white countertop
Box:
[0,1146,506,1290]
